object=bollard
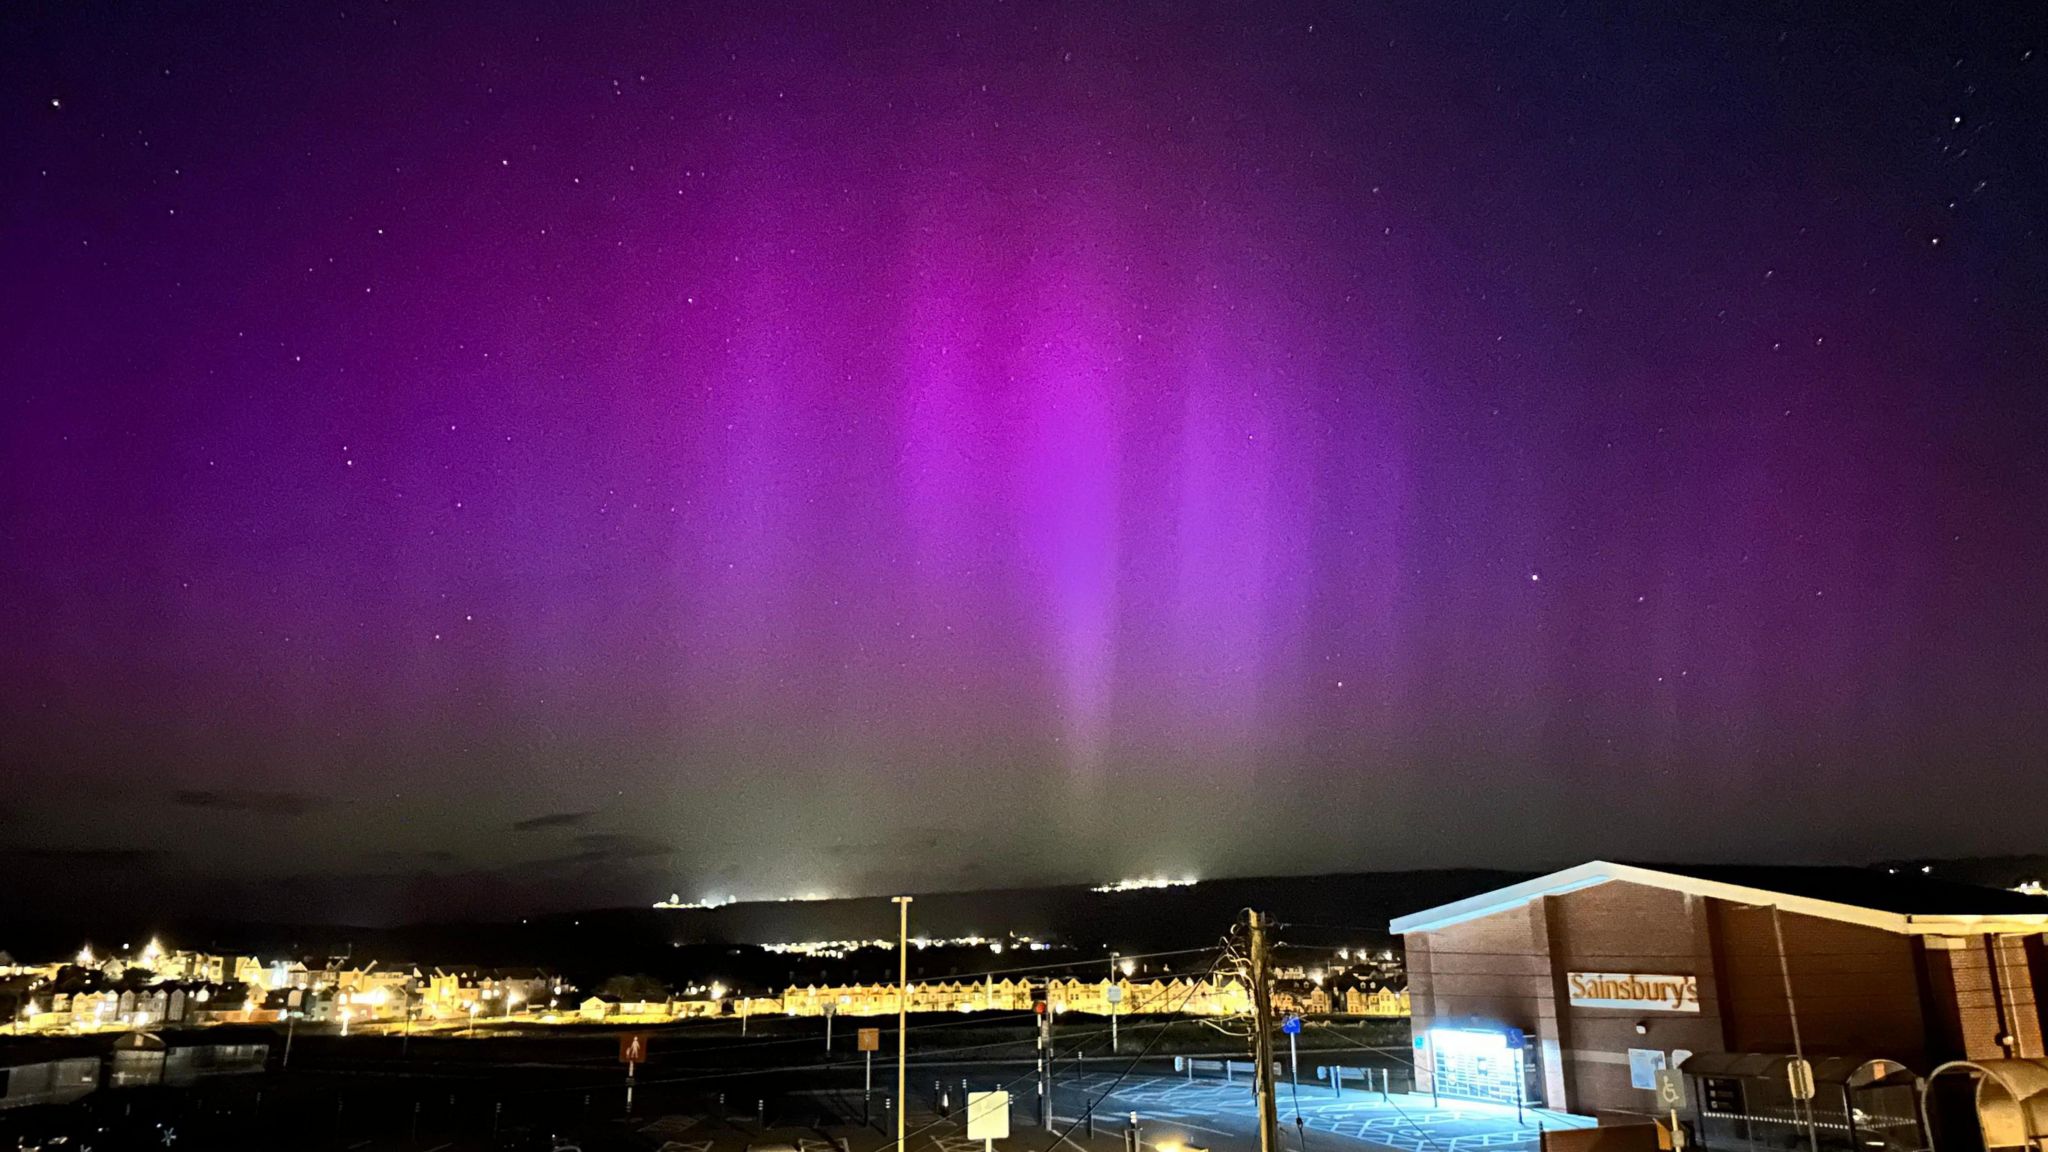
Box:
[757,1099,766,1129]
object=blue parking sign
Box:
[1282,1015,1302,1035]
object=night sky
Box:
[4,1,2045,924]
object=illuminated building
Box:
[1394,861,2048,1125]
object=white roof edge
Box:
[1388,861,1625,934]
[1388,861,2048,937]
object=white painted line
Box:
[1144,1120,1236,1139]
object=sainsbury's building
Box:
[1390,861,2048,1146]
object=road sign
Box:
[620,1033,649,1065]
[966,1091,1011,1141]
[1787,1058,1815,1101]
[1653,1069,1687,1110]
[1106,985,1124,1004]
[1281,1015,1302,1035]
[857,1027,881,1052]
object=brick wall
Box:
[1708,902,1927,1065]
[1922,935,2045,1060]
[1405,898,1563,1104]
[1549,883,1727,1116]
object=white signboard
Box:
[967,1091,1011,1141]
[1567,972,1699,1012]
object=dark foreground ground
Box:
[0,1015,1581,1152]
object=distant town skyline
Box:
[4,1,2046,923]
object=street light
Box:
[1110,953,1121,1054]
[893,896,913,1152]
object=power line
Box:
[1027,950,1229,1152]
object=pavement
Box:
[598,1061,1587,1152]
[1038,1068,1594,1152]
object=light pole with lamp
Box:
[893,896,913,1152]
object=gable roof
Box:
[1389,860,2048,936]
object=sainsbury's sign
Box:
[1567,972,1699,1012]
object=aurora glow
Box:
[2,1,2044,922]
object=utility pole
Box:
[893,896,913,1152]
[1042,992,1055,1130]
[1247,910,1281,1152]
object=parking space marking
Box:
[1058,1072,1558,1152]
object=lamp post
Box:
[1109,953,1120,1054]
[893,896,913,1152]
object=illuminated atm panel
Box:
[1427,1028,1528,1106]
